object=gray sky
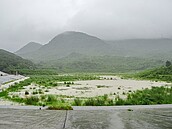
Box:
[0,0,172,52]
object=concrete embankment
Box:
[0,104,171,129]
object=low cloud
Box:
[0,0,172,51]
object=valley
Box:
[0,31,172,109]
[1,1,172,128]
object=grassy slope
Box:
[0,49,35,73]
[134,65,172,82]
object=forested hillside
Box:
[0,49,35,73]
[134,61,172,82]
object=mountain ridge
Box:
[16,31,172,62]
[16,31,113,61]
[16,42,42,55]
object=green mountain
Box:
[39,53,164,73]
[17,32,172,62]
[0,49,35,73]
[15,31,172,72]
[17,31,113,61]
[16,42,42,55]
[135,64,172,82]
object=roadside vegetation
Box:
[73,94,114,106]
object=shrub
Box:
[38,89,44,94]
[66,84,70,87]
[73,98,83,106]
[25,96,39,105]
[25,91,29,95]
[115,86,172,105]
[47,103,73,110]
[45,89,49,92]
[32,91,38,95]
[46,95,57,103]
[83,96,114,106]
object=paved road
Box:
[0,105,172,129]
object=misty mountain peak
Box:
[48,31,105,47]
[16,42,42,55]
[52,31,99,40]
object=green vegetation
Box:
[0,74,99,109]
[134,65,172,82]
[40,55,163,73]
[1,80,172,107]
[0,49,34,73]
[0,64,172,108]
[28,74,98,87]
[0,78,32,98]
[97,85,110,88]
[17,69,59,76]
[114,64,172,105]
[115,86,172,105]
[73,95,114,106]
[47,103,73,110]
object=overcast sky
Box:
[0,0,172,52]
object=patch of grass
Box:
[73,95,114,106]
[66,84,70,87]
[73,98,83,106]
[45,89,49,92]
[29,74,98,87]
[46,95,57,103]
[131,66,172,83]
[47,103,73,110]
[127,109,133,111]
[32,90,38,95]
[0,90,8,98]
[25,96,40,105]
[115,86,172,105]
[38,89,44,94]
[97,85,111,88]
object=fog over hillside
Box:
[106,38,172,58]
[0,0,172,73]
[0,0,172,52]
[16,42,42,55]
[16,31,172,62]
